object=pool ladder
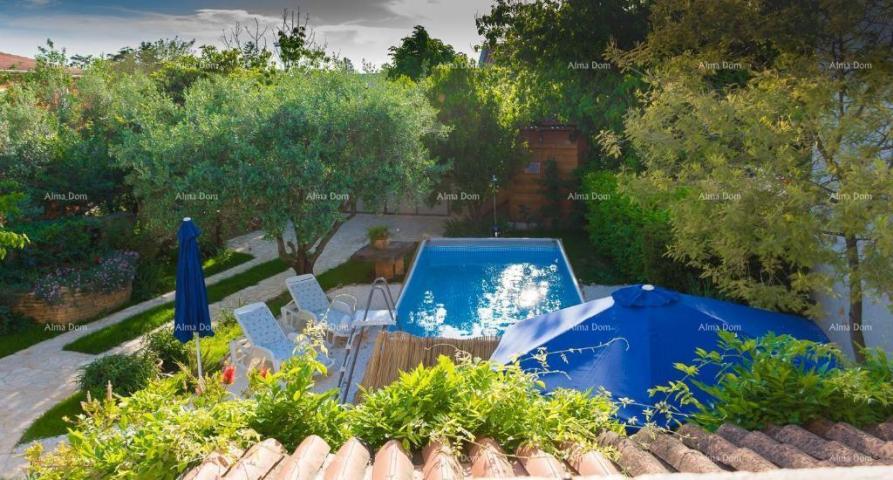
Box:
[337,277,396,402]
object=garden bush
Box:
[583,170,712,292]
[27,377,258,480]
[651,331,893,430]
[249,349,348,450]
[78,353,160,399]
[0,305,31,335]
[583,170,667,280]
[142,328,190,373]
[30,341,627,478]
[348,354,623,455]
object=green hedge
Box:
[583,170,708,291]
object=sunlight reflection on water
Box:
[401,247,577,338]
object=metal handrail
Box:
[338,277,397,402]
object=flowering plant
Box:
[33,250,139,304]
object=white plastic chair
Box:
[233,302,332,372]
[284,274,357,344]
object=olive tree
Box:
[116,71,443,273]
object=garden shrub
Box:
[33,250,139,303]
[651,331,893,430]
[348,355,623,455]
[583,170,666,281]
[0,305,31,335]
[27,377,258,480]
[249,351,347,450]
[30,340,625,478]
[583,170,710,291]
[130,259,169,302]
[142,328,190,373]
[78,353,160,399]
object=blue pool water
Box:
[395,239,583,338]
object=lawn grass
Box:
[0,250,253,360]
[151,250,254,297]
[63,258,290,354]
[17,391,86,445]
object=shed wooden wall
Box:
[501,126,584,222]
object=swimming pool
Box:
[395,238,583,338]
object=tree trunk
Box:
[275,220,346,275]
[845,234,866,362]
[275,234,287,259]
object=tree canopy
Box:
[114,71,444,273]
[612,0,893,357]
[386,26,458,81]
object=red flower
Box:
[221,364,236,385]
[258,366,270,379]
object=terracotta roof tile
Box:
[598,430,670,475]
[273,435,331,480]
[183,420,893,479]
[865,419,893,442]
[325,437,370,480]
[806,418,893,460]
[631,428,722,473]
[676,424,775,472]
[717,424,828,469]
[515,445,569,478]
[565,442,621,476]
[371,440,414,480]
[468,437,514,478]
[766,424,879,467]
[422,441,464,480]
[222,439,286,480]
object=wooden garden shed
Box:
[501,121,585,223]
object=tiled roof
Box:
[183,418,893,479]
[0,52,37,71]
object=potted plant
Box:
[368,225,391,250]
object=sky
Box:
[0,0,492,67]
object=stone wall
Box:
[9,284,132,325]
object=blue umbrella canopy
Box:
[174,218,213,343]
[490,284,829,426]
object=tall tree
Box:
[424,61,528,219]
[114,72,443,273]
[386,26,457,81]
[476,0,651,170]
[274,8,327,69]
[615,0,893,359]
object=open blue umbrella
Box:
[174,217,214,383]
[491,284,829,426]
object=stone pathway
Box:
[0,214,446,477]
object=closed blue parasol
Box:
[174,217,214,382]
[491,284,829,426]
